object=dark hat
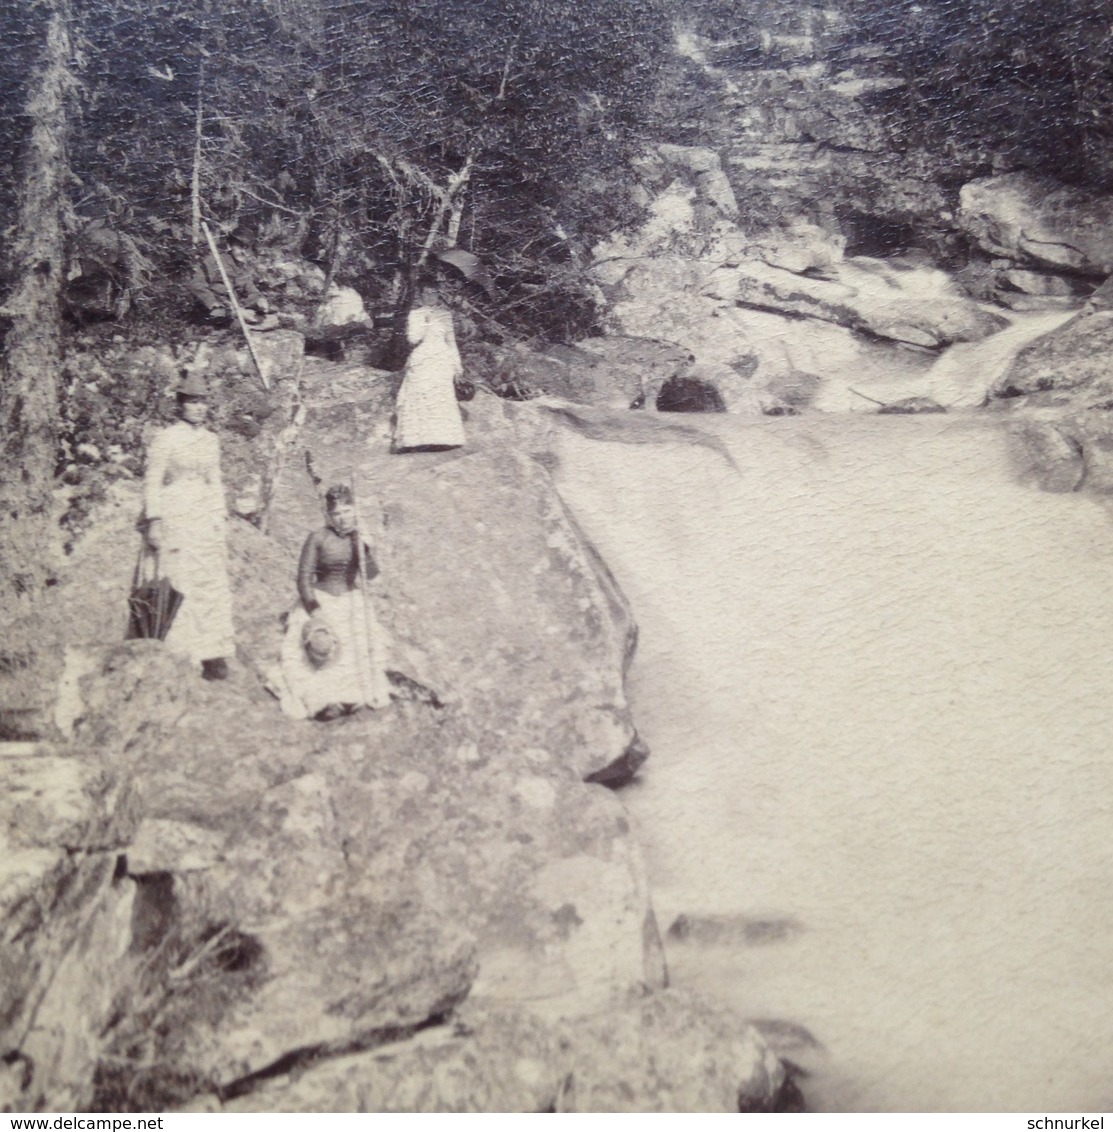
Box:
[176,372,210,398]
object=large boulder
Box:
[600,254,945,413]
[315,285,372,330]
[1003,416,1088,494]
[959,173,1113,277]
[55,634,662,1105]
[62,649,463,1098]
[472,338,692,410]
[725,255,1007,349]
[267,398,645,784]
[216,992,789,1113]
[3,362,789,1113]
[1,372,665,1107]
[562,989,790,1112]
[986,308,1113,496]
[991,309,1113,408]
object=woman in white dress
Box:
[393,280,466,452]
[277,484,391,721]
[143,372,235,680]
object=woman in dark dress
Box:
[277,484,390,720]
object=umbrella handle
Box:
[134,540,162,587]
[133,540,147,590]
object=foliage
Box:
[839,0,1113,186]
[93,914,263,1111]
[3,0,670,333]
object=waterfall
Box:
[812,307,1078,413]
[920,308,1078,408]
[552,404,1113,1111]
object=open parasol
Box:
[432,247,497,301]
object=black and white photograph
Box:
[2,0,1113,1115]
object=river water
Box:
[554,407,1113,1111]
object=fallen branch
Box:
[201,220,269,392]
[847,386,887,406]
[238,185,304,217]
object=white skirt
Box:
[159,491,235,666]
[277,588,390,719]
[394,342,466,449]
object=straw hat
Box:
[303,617,338,668]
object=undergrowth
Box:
[93,907,265,1113]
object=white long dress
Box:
[393,303,466,450]
[277,589,391,719]
[143,420,236,666]
[274,526,391,719]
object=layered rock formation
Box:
[960,174,1113,278]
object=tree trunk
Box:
[191,62,204,246]
[0,1,78,606]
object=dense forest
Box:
[2,0,1113,601]
[5,0,1113,329]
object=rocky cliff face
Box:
[0,363,789,1112]
[12,14,1113,1112]
[566,26,1113,471]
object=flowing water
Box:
[553,382,1113,1109]
[810,308,1077,413]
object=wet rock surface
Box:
[727,256,1007,349]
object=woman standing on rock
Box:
[277,484,391,721]
[392,274,466,453]
[143,371,235,680]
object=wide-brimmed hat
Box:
[176,372,210,398]
[303,617,338,668]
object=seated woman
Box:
[277,484,391,720]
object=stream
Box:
[552,317,1113,1111]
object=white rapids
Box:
[554,407,1113,1112]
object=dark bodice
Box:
[297,526,379,611]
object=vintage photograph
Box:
[2,0,1113,1114]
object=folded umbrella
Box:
[126,547,184,641]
